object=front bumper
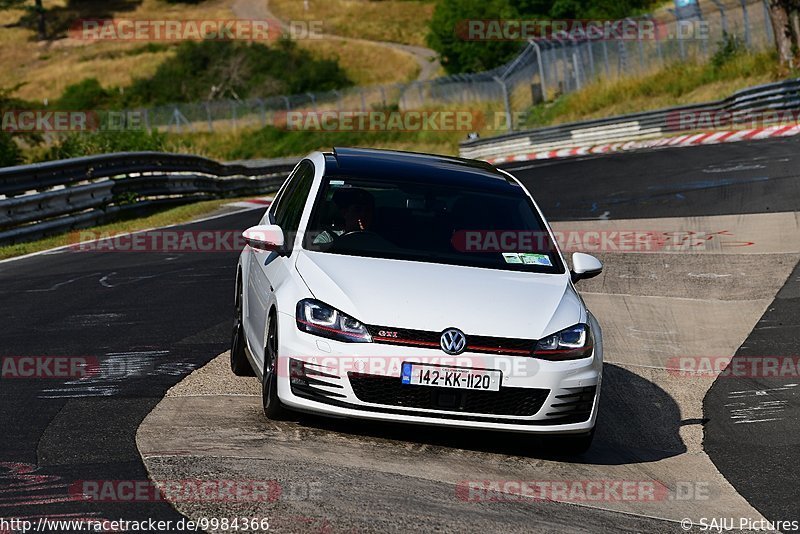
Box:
[275,311,602,434]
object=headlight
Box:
[296,299,372,343]
[534,324,593,360]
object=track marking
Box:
[24,272,103,292]
[0,203,270,266]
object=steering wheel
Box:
[340,230,380,238]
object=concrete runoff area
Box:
[137,211,798,532]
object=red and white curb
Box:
[226,197,272,209]
[484,124,800,165]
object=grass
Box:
[2,0,235,102]
[179,125,464,161]
[0,196,256,260]
[525,51,781,128]
[1,0,420,104]
[300,39,419,85]
[270,0,435,47]
[169,100,513,160]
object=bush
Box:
[711,32,746,69]
[56,78,115,110]
[0,132,23,167]
[43,128,167,161]
[121,38,352,107]
[0,85,39,166]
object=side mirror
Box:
[242,225,285,254]
[571,252,603,283]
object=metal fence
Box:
[460,77,800,161]
[0,153,296,245]
[130,0,775,136]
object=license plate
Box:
[401,363,501,391]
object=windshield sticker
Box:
[502,253,523,264]
[520,253,553,266]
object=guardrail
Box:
[459,78,800,161]
[0,152,298,246]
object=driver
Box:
[313,187,375,245]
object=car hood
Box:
[295,251,584,339]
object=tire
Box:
[547,428,595,455]
[230,277,256,377]
[262,312,290,420]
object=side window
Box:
[264,164,301,224]
[273,160,315,250]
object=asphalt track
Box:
[0,136,798,532]
[508,139,800,525]
[507,136,800,221]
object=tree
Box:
[428,0,662,74]
[767,0,800,67]
[0,0,46,40]
[427,0,524,74]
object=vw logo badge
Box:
[440,328,467,355]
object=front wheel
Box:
[262,313,290,420]
[230,278,255,377]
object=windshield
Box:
[304,176,565,274]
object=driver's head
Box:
[332,188,374,232]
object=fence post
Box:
[670,9,686,60]
[740,0,751,48]
[637,33,645,71]
[586,40,595,81]
[282,96,291,113]
[170,107,193,133]
[528,39,548,101]
[572,46,582,90]
[257,99,266,127]
[697,9,708,58]
[231,101,238,131]
[710,0,728,34]
[602,39,610,78]
[761,0,773,44]
[205,102,213,132]
[648,14,663,65]
[559,41,570,92]
[306,92,317,112]
[493,76,513,132]
[617,40,629,77]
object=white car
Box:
[231,147,604,453]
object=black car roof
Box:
[325,147,520,192]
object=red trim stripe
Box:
[373,336,439,348]
[467,345,531,355]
